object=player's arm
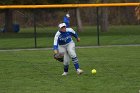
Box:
[72,31,80,42]
[53,32,60,54]
[67,28,80,42]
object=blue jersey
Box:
[63,16,70,28]
[53,28,78,50]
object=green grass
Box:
[0,46,140,93]
[0,25,140,49]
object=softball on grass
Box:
[91,69,96,74]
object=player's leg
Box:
[62,52,71,75]
[59,45,70,75]
[67,42,83,74]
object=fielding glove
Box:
[54,53,64,62]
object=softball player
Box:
[53,23,83,76]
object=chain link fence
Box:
[0,6,139,49]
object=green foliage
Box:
[0,0,48,5]
[48,0,91,4]
[90,0,139,3]
[0,0,138,5]
[0,0,14,4]
[0,0,91,5]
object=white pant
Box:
[58,41,77,65]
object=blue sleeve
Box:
[53,45,58,50]
[72,32,78,39]
[66,28,79,39]
[63,16,69,23]
[63,16,70,28]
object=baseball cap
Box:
[66,13,70,17]
[58,23,66,28]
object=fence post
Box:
[96,7,100,46]
[33,10,37,48]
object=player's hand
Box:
[54,50,58,54]
[77,38,80,42]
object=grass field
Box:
[0,46,140,93]
[0,25,140,49]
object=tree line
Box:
[0,0,139,33]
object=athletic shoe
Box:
[62,72,68,76]
[77,69,83,75]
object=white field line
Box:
[0,44,140,52]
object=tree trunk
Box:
[5,9,14,33]
[76,8,83,32]
[100,0,109,32]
